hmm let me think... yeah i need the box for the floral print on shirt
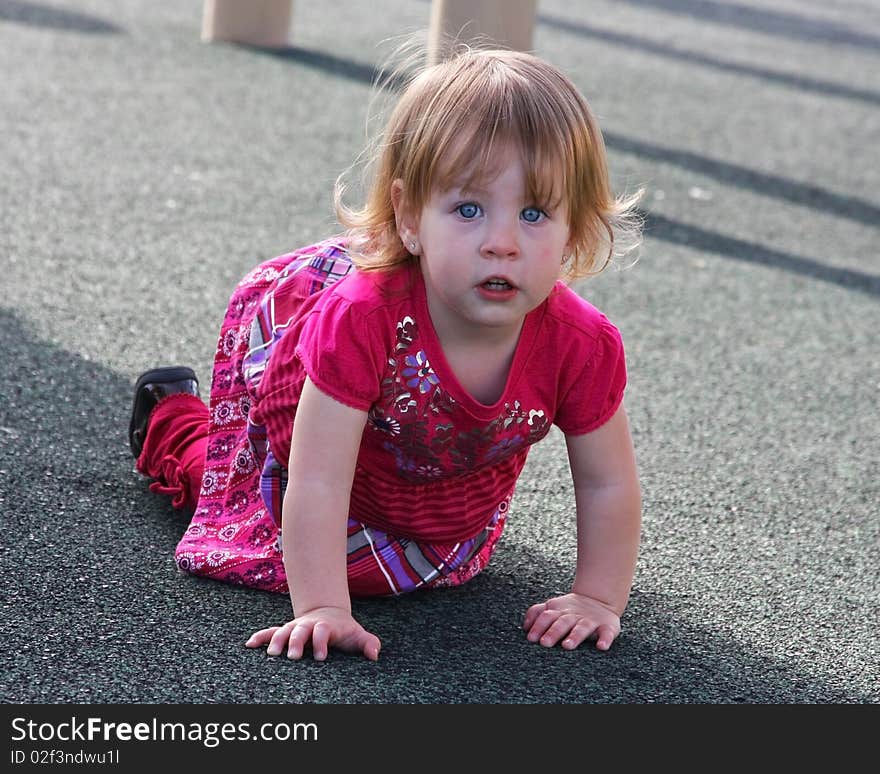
[368,316,550,481]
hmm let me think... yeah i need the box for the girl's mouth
[481,278,515,291]
[477,277,518,300]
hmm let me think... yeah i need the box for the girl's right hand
[245,606,381,661]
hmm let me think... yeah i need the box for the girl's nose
[480,219,520,259]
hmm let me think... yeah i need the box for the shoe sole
[128,366,199,455]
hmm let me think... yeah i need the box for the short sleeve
[253,270,396,468]
[554,317,627,436]
[294,294,386,412]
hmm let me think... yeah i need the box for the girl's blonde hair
[336,46,642,281]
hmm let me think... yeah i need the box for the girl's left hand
[523,593,621,651]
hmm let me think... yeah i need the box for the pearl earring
[409,241,417,252]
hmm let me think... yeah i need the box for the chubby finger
[561,621,599,650]
[245,626,280,649]
[522,602,547,630]
[310,621,332,661]
[537,614,580,648]
[593,623,619,651]
[361,632,381,662]
[267,623,297,657]
[286,623,314,660]
[525,608,562,643]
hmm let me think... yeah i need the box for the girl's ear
[391,179,419,252]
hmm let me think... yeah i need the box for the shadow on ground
[0,0,123,34]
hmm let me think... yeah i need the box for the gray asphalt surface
[1,0,877,704]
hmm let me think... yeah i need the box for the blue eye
[457,203,480,219]
[521,207,544,223]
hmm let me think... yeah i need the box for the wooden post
[427,0,538,64]
[201,0,293,48]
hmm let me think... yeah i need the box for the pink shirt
[253,260,626,543]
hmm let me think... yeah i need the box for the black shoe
[128,366,200,458]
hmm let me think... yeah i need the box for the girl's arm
[246,376,380,660]
[285,375,366,614]
[523,403,642,651]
